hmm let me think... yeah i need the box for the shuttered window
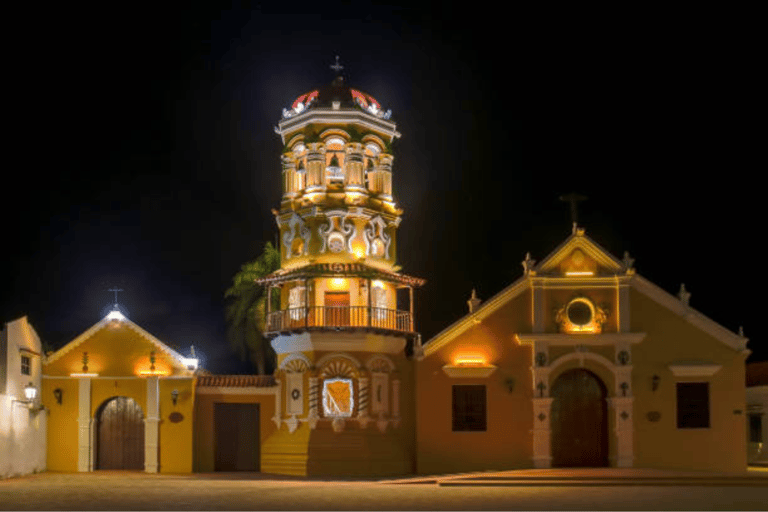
[676,382,710,429]
[452,385,486,431]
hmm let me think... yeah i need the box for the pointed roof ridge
[45,315,188,369]
[534,227,625,274]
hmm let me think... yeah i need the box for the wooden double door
[551,369,609,467]
[96,396,145,470]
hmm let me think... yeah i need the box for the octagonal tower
[258,65,424,476]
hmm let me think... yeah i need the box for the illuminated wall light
[372,280,385,289]
[328,278,347,290]
[70,373,99,378]
[181,357,198,371]
[454,355,487,366]
[138,369,171,377]
[565,271,594,276]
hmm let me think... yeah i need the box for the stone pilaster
[357,377,370,428]
[532,397,554,468]
[144,376,160,473]
[77,378,92,472]
[608,397,634,467]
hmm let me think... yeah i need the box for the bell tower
[258,60,424,476]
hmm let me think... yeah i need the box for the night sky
[4,4,763,373]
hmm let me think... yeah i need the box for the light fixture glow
[454,355,487,366]
[565,271,594,276]
[328,278,347,290]
[106,310,125,321]
[181,357,198,370]
[70,373,99,378]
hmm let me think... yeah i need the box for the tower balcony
[265,306,413,335]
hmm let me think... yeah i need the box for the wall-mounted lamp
[53,388,63,405]
[13,382,40,410]
[651,374,660,392]
[171,389,179,406]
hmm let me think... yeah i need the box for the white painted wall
[0,317,47,479]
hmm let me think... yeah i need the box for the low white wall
[0,394,47,478]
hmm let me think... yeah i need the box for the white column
[144,376,160,473]
[608,397,634,467]
[532,397,554,468]
[273,377,283,428]
[77,378,92,472]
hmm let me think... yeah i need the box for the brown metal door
[551,369,608,467]
[215,403,260,471]
[97,397,145,470]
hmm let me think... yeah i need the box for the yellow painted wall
[629,289,747,472]
[194,391,277,472]
[44,324,176,378]
[42,378,79,472]
[159,378,195,473]
[417,290,533,475]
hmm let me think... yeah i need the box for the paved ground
[1,468,767,510]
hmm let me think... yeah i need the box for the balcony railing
[265,306,413,334]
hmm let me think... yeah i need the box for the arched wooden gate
[96,396,145,470]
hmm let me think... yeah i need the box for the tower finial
[108,288,123,309]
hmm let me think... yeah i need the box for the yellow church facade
[417,228,749,474]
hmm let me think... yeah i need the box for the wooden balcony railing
[265,306,413,334]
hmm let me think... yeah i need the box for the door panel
[551,369,608,467]
[97,397,145,470]
[215,403,260,471]
[324,291,350,327]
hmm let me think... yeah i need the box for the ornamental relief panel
[364,215,392,259]
[281,213,311,258]
[319,213,356,254]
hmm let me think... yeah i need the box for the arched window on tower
[325,137,345,184]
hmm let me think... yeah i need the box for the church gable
[44,316,194,377]
[533,228,627,277]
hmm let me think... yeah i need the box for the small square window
[21,355,31,376]
[676,382,710,429]
[452,385,486,431]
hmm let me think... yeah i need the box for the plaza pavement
[1,467,767,511]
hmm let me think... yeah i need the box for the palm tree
[224,241,280,375]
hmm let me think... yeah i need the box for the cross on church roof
[330,55,344,75]
[559,192,587,231]
[108,288,123,306]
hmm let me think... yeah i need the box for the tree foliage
[224,242,280,375]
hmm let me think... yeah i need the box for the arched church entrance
[96,396,145,470]
[551,368,608,467]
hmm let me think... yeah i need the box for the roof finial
[559,192,587,231]
[330,55,344,76]
[678,283,691,306]
[467,288,482,314]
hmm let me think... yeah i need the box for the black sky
[4,3,764,372]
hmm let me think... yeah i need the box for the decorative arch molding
[549,351,617,381]
[286,134,305,150]
[361,134,386,151]
[365,355,395,373]
[279,353,311,373]
[316,353,361,378]
[282,212,310,258]
[319,128,351,143]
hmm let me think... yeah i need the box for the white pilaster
[357,376,370,428]
[532,397,554,468]
[608,397,634,467]
[77,378,92,472]
[307,376,318,429]
[144,376,160,473]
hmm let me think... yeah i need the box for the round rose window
[567,300,592,326]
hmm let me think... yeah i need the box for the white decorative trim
[441,365,498,378]
[286,415,299,433]
[77,377,92,472]
[425,277,529,356]
[280,353,312,372]
[631,275,746,351]
[315,353,362,373]
[277,110,400,145]
[282,212,310,258]
[145,376,159,473]
[364,215,392,259]
[668,363,722,377]
[318,212,355,254]
[534,231,624,274]
[45,316,192,374]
